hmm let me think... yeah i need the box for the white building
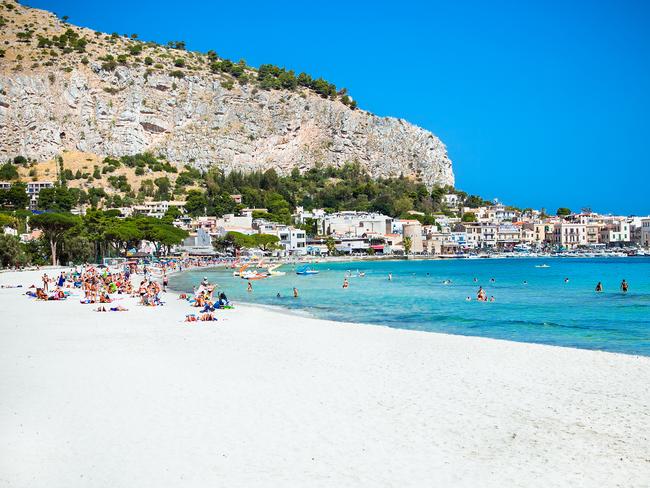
[132,200,185,219]
[24,181,54,210]
[641,218,650,248]
[552,222,587,249]
[462,223,497,248]
[318,211,392,237]
[497,224,521,249]
[599,220,630,246]
[255,221,307,255]
[442,193,460,210]
[293,207,327,224]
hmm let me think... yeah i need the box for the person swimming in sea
[473,277,478,283]
[490,277,496,283]
[564,277,569,284]
[342,278,349,289]
[620,279,628,293]
[247,281,253,292]
[293,287,299,298]
[489,296,495,302]
[465,296,471,301]
[523,280,528,285]
[388,273,392,281]
[477,286,487,301]
[595,282,603,292]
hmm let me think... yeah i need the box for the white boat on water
[268,263,286,276]
[535,264,551,268]
[296,265,319,275]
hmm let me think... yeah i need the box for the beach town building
[442,193,461,211]
[402,221,424,253]
[336,236,372,254]
[254,220,307,255]
[460,222,498,249]
[496,224,521,249]
[1,180,58,210]
[627,216,650,246]
[132,200,186,219]
[518,225,537,246]
[1,180,56,210]
[551,222,587,249]
[488,203,519,223]
[641,218,650,248]
[446,231,468,249]
[585,223,602,245]
[531,223,552,246]
[215,212,254,234]
[599,220,630,247]
[392,218,422,235]
[178,228,216,256]
[293,207,327,225]
[318,211,392,237]
[431,214,460,233]
[423,231,461,255]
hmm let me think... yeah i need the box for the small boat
[233,262,250,277]
[241,269,269,280]
[296,265,319,275]
[535,264,550,268]
[267,263,286,276]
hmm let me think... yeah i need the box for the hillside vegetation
[0,0,355,106]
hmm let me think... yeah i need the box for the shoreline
[168,263,650,359]
[1,268,649,487]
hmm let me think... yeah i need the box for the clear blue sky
[25,0,650,215]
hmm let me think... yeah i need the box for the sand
[1,268,649,487]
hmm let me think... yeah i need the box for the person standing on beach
[42,273,49,292]
[620,279,629,293]
[595,282,603,292]
[163,272,169,292]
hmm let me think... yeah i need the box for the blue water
[169,258,650,356]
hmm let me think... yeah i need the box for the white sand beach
[1,268,649,487]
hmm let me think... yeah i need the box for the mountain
[0,1,454,188]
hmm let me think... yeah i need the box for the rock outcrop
[0,1,454,188]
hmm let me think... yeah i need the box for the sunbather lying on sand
[96,305,128,312]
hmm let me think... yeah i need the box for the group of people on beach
[19,257,245,323]
[182,276,232,322]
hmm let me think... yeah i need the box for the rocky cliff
[0,1,454,188]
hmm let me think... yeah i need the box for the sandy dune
[1,268,649,487]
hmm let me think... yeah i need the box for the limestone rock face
[0,3,453,188]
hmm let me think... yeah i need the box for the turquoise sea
[169,258,650,356]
